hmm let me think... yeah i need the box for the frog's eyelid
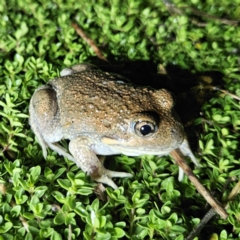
[116,80,126,84]
[60,63,98,77]
[60,68,72,77]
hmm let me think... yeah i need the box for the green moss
[1,0,240,239]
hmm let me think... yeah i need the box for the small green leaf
[99,216,107,228]
[212,114,222,121]
[40,227,54,238]
[136,208,146,215]
[44,167,55,181]
[54,213,65,225]
[91,198,99,212]
[149,160,157,171]
[10,205,21,217]
[23,212,35,220]
[77,187,94,195]
[220,230,228,240]
[34,186,48,198]
[15,190,28,205]
[184,186,195,198]
[161,177,174,192]
[209,233,218,240]
[161,205,171,215]
[53,168,66,180]
[25,232,33,240]
[86,210,100,229]
[15,22,29,40]
[74,202,89,218]
[114,227,125,238]
[51,230,63,240]
[30,195,39,206]
[66,195,76,210]
[0,222,13,233]
[65,212,76,225]
[57,179,71,190]
[52,191,65,203]
[29,166,41,184]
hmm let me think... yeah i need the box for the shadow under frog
[29,63,200,189]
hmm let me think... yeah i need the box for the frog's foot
[89,165,133,189]
[93,174,118,189]
[69,137,132,189]
[92,171,133,189]
[98,155,133,177]
[90,167,133,190]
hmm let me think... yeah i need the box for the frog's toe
[106,170,133,178]
[178,139,199,167]
[93,171,132,189]
[60,64,98,76]
[178,167,184,181]
[93,175,118,189]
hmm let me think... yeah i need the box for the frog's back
[48,69,163,139]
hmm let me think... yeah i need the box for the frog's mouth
[101,136,184,156]
[116,148,176,157]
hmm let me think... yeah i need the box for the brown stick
[163,0,239,26]
[170,149,228,219]
[186,179,240,240]
[71,23,109,63]
[215,87,240,101]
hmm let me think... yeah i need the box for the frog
[29,64,198,189]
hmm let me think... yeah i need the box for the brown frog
[29,64,198,189]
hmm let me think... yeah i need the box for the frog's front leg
[177,138,199,181]
[69,137,132,189]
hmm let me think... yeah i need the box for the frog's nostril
[170,128,184,145]
[171,128,177,134]
[170,128,181,137]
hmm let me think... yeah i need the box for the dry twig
[216,87,240,101]
[71,23,109,63]
[185,180,240,240]
[185,208,217,240]
[193,84,240,102]
[163,0,239,26]
[170,149,228,219]
[68,224,72,240]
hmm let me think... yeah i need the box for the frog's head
[101,89,185,156]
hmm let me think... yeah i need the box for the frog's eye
[134,121,156,137]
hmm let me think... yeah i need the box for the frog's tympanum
[29,64,198,189]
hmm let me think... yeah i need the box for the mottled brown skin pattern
[29,64,197,189]
[49,70,184,151]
